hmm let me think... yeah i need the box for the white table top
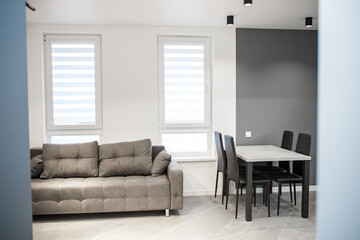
[235,145,311,162]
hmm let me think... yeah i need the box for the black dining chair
[214,131,228,204]
[254,130,293,172]
[263,133,311,215]
[254,130,294,201]
[224,135,271,219]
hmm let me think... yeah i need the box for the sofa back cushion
[151,150,171,177]
[99,139,152,177]
[40,141,99,179]
[30,154,43,179]
[152,145,165,161]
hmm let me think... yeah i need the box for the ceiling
[25,0,318,30]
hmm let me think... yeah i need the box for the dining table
[235,145,311,221]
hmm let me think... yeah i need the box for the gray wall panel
[236,28,317,184]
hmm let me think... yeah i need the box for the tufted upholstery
[30,144,183,215]
[41,141,99,179]
[31,175,171,215]
[99,139,152,177]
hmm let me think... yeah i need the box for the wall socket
[245,131,252,138]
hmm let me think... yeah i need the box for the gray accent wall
[236,28,317,184]
[0,0,32,239]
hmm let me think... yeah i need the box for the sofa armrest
[167,159,183,210]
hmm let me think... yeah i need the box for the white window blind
[163,44,205,125]
[158,36,212,157]
[44,35,102,130]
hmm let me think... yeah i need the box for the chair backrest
[279,130,294,172]
[224,135,239,183]
[293,133,312,176]
[214,131,227,173]
[281,130,294,151]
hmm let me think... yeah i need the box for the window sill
[174,157,217,163]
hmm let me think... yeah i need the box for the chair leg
[280,184,282,196]
[264,185,267,207]
[222,173,227,205]
[240,185,243,196]
[215,170,219,198]
[267,183,270,217]
[235,183,239,219]
[253,186,256,207]
[294,183,297,206]
[225,179,230,210]
[277,183,281,216]
[289,183,293,203]
[263,185,265,205]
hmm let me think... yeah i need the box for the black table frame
[241,160,310,221]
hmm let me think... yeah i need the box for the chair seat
[239,166,246,173]
[254,165,286,173]
[264,171,302,182]
[239,172,271,184]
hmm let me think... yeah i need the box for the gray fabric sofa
[30,140,183,216]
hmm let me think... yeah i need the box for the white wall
[26,24,236,196]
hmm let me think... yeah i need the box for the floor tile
[278,228,316,240]
[96,225,158,240]
[32,192,317,240]
[33,230,70,240]
[170,215,229,239]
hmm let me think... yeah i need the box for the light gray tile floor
[33,191,316,240]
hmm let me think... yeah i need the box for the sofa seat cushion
[99,139,152,177]
[31,175,170,215]
[41,141,99,179]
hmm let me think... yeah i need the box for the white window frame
[44,34,102,131]
[158,36,212,158]
[48,133,101,144]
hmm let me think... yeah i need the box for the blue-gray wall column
[0,0,32,239]
[317,0,360,239]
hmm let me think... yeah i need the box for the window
[158,36,212,157]
[44,34,102,142]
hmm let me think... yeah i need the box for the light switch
[245,131,252,138]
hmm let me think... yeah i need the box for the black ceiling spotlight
[227,15,234,26]
[244,0,253,7]
[305,17,313,28]
[26,1,36,11]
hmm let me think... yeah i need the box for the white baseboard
[184,185,317,197]
[184,190,216,197]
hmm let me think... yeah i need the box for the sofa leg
[165,209,170,217]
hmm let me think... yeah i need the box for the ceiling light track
[26,2,36,11]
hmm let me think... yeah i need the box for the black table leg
[301,160,310,218]
[246,162,253,221]
[267,162,273,193]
